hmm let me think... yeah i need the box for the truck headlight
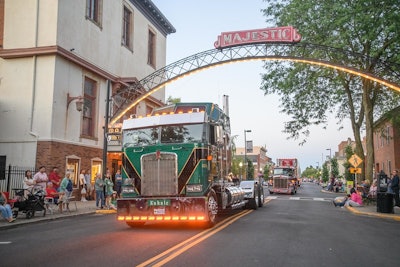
[186,184,203,192]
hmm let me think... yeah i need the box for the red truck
[269,158,300,195]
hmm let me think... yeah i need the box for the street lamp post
[244,129,251,180]
[326,148,332,159]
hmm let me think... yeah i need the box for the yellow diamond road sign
[349,154,363,168]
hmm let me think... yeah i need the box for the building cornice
[130,0,176,36]
[0,45,119,81]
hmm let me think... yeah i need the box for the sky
[151,0,355,172]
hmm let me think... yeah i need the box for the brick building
[236,146,272,178]
[373,107,400,176]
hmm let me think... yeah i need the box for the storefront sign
[214,26,301,49]
[107,124,122,144]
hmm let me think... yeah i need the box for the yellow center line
[136,209,253,267]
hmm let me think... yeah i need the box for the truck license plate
[154,208,165,215]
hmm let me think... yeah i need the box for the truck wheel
[248,198,258,210]
[258,187,264,207]
[205,190,218,227]
[248,187,258,210]
[126,222,145,228]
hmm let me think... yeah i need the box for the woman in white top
[23,170,35,197]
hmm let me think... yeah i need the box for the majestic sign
[214,26,301,49]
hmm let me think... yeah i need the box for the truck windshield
[273,168,293,176]
[123,124,204,147]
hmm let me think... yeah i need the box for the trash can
[376,192,394,213]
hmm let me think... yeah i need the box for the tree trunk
[363,79,375,183]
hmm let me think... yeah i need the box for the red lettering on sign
[214,26,301,49]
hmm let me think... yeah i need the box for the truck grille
[141,152,178,196]
[273,177,288,188]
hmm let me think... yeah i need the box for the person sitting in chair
[45,182,59,205]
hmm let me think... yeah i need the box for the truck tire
[205,190,218,227]
[250,197,258,210]
[248,187,258,210]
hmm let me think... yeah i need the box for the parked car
[240,180,264,209]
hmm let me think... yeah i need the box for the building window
[82,77,97,137]
[122,6,132,49]
[86,0,102,26]
[148,29,156,67]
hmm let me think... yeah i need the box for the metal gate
[0,165,35,197]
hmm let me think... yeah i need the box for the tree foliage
[322,162,329,182]
[331,157,339,178]
[166,96,181,105]
[343,145,354,181]
[301,165,320,179]
[261,0,400,181]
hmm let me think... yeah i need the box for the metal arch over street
[110,42,400,125]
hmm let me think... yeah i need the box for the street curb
[346,206,400,222]
[0,211,97,230]
[321,189,346,194]
[95,209,116,214]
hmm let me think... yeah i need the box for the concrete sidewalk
[346,204,400,221]
[0,199,116,230]
[322,188,400,222]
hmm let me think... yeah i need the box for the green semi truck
[116,97,262,228]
